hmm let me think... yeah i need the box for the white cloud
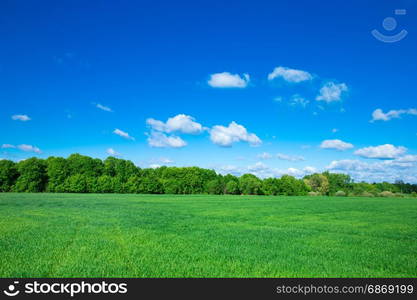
[17,144,42,153]
[277,153,305,161]
[1,144,41,153]
[106,148,120,156]
[147,114,203,134]
[303,166,318,174]
[12,114,31,121]
[113,128,135,140]
[354,144,407,159]
[326,158,417,183]
[1,144,16,149]
[258,152,273,159]
[247,162,269,172]
[208,72,250,88]
[216,165,242,176]
[267,66,312,83]
[396,155,417,163]
[96,104,113,112]
[149,164,162,169]
[147,132,187,148]
[332,128,339,133]
[371,108,417,122]
[316,82,348,102]
[210,121,261,147]
[320,139,354,151]
[290,94,309,107]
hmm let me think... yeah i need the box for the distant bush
[394,193,406,198]
[308,191,320,196]
[411,192,417,198]
[379,191,395,197]
[361,191,375,197]
[335,190,346,197]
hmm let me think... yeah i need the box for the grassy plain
[0,193,416,277]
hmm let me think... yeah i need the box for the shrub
[308,191,320,196]
[361,191,375,197]
[411,192,417,198]
[335,190,346,197]
[379,191,395,197]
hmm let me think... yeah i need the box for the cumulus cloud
[216,162,320,179]
[326,158,417,183]
[147,132,187,148]
[316,82,348,102]
[12,114,31,121]
[320,139,354,151]
[106,148,120,156]
[354,144,407,159]
[210,121,261,147]
[267,66,313,83]
[113,128,135,140]
[276,153,305,162]
[96,103,113,112]
[208,72,250,88]
[371,108,417,122]
[147,114,203,134]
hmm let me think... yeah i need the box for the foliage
[335,190,346,197]
[1,154,417,196]
[0,160,19,192]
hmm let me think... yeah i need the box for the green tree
[206,179,224,195]
[239,174,263,195]
[322,171,351,195]
[64,174,89,193]
[262,178,280,196]
[14,158,47,192]
[0,160,19,192]
[280,175,309,196]
[96,175,115,193]
[46,157,68,192]
[225,180,239,195]
[304,173,329,195]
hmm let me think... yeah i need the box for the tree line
[0,154,417,197]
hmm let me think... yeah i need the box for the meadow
[0,193,416,278]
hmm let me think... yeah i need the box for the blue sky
[1,0,417,182]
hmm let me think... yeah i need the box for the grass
[0,193,416,278]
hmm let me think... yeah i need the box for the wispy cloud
[11,114,31,122]
[106,148,120,156]
[113,128,135,140]
[371,108,417,122]
[96,103,113,112]
[276,153,305,161]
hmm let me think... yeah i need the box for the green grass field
[0,193,416,278]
